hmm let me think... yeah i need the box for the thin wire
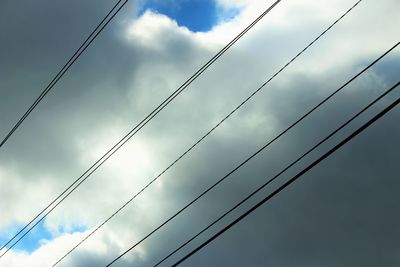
[172,82,400,266]
[105,35,399,267]
[0,0,282,258]
[0,0,128,253]
[52,1,365,265]
[0,0,127,149]
[155,80,400,266]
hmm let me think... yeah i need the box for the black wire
[105,39,400,267]
[172,82,400,267]
[155,80,400,267]
[52,1,365,265]
[0,0,282,258]
[0,0,127,149]
[0,0,128,253]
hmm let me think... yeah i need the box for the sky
[141,0,220,32]
[0,0,399,266]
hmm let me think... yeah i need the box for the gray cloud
[0,0,399,266]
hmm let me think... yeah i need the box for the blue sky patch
[57,224,87,235]
[142,0,221,32]
[0,222,88,253]
[0,221,52,253]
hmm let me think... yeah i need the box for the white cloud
[1,228,145,267]
[0,0,399,266]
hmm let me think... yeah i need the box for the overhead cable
[156,80,400,266]
[0,0,282,258]
[105,44,397,265]
[106,37,400,267]
[0,0,128,149]
[52,1,366,265]
[172,81,400,266]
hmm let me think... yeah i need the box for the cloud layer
[0,0,399,266]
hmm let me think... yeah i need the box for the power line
[105,42,399,267]
[52,1,365,265]
[0,0,128,149]
[172,82,400,266]
[0,0,282,258]
[154,80,400,267]
[105,44,396,264]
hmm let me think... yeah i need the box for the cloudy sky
[0,0,399,266]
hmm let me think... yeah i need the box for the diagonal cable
[0,0,282,258]
[105,42,396,265]
[0,0,127,149]
[155,80,400,266]
[52,1,366,265]
[172,81,400,266]
[0,0,128,252]
[106,25,400,267]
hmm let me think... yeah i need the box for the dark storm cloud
[0,0,139,174]
[1,0,399,266]
[0,0,209,179]
[181,107,400,267]
[100,58,400,267]
[54,32,400,267]
[0,0,123,127]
